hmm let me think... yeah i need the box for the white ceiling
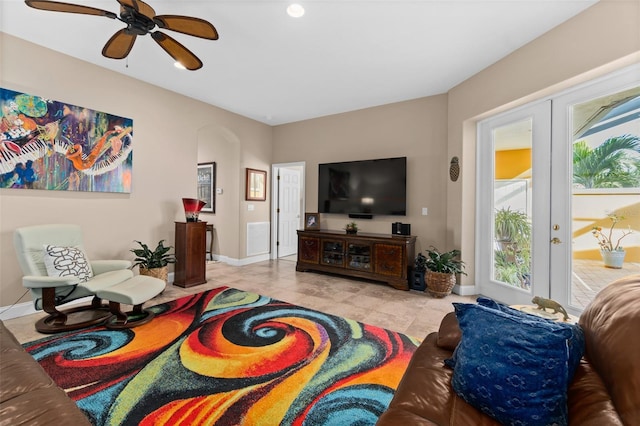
[1,0,598,125]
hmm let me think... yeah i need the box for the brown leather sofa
[0,320,91,425]
[377,275,640,426]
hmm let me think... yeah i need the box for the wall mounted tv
[318,157,407,218]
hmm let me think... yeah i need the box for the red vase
[182,198,207,222]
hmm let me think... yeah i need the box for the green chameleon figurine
[531,296,569,320]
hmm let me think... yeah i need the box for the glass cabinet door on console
[321,240,345,267]
[347,243,371,271]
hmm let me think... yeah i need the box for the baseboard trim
[453,283,478,296]
[211,254,270,266]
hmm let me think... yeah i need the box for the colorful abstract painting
[24,287,419,425]
[0,88,133,192]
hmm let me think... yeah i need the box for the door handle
[550,237,562,244]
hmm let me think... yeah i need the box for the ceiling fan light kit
[24,0,218,71]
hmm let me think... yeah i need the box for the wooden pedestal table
[174,221,207,288]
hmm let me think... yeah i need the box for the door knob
[550,237,562,244]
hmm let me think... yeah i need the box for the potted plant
[345,222,358,234]
[423,246,466,298]
[592,214,633,268]
[494,207,532,288]
[494,207,531,252]
[131,240,176,283]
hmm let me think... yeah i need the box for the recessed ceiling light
[174,62,186,70]
[287,4,305,18]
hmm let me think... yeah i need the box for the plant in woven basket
[415,253,428,272]
[423,246,466,298]
[131,240,176,283]
[424,246,466,275]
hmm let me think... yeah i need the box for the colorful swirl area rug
[24,287,420,425]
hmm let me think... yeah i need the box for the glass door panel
[551,77,640,312]
[493,119,533,290]
[477,101,551,305]
[321,240,344,266]
[347,243,371,271]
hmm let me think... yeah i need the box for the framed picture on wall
[0,87,134,193]
[197,162,216,213]
[246,168,267,201]
[304,213,320,230]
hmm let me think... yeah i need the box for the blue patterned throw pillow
[450,299,584,426]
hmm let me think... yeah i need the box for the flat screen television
[318,157,406,217]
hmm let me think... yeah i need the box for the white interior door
[477,101,552,305]
[272,163,305,258]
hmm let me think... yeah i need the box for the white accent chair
[14,224,134,333]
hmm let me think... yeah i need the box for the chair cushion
[448,298,584,426]
[43,245,93,283]
[96,275,165,305]
[79,269,134,293]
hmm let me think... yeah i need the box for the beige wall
[273,96,449,254]
[272,0,640,291]
[0,33,273,308]
[447,0,640,286]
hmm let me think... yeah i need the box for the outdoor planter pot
[600,249,625,269]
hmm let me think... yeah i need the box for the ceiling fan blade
[151,31,203,71]
[154,15,219,40]
[116,0,155,19]
[102,29,137,59]
[25,0,117,19]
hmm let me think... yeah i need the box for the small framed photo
[305,213,320,230]
[197,162,216,213]
[246,168,267,201]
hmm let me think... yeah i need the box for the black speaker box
[410,270,426,291]
[392,222,411,235]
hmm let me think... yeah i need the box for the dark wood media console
[296,229,416,290]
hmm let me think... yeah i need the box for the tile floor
[4,258,477,344]
[572,258,640,309]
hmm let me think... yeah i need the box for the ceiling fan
[24,0,219,70]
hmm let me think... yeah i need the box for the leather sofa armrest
[91,260,133,275]
[381,332,500,426]
[568,360,624,426]
[22,275,80,288]
[436,312,461,351]
[377,407,439,425]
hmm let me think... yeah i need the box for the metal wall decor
[449,156,460,182]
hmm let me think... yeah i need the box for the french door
[550,67,639,310]
[477,101,551,306]
[477,64,640,314]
